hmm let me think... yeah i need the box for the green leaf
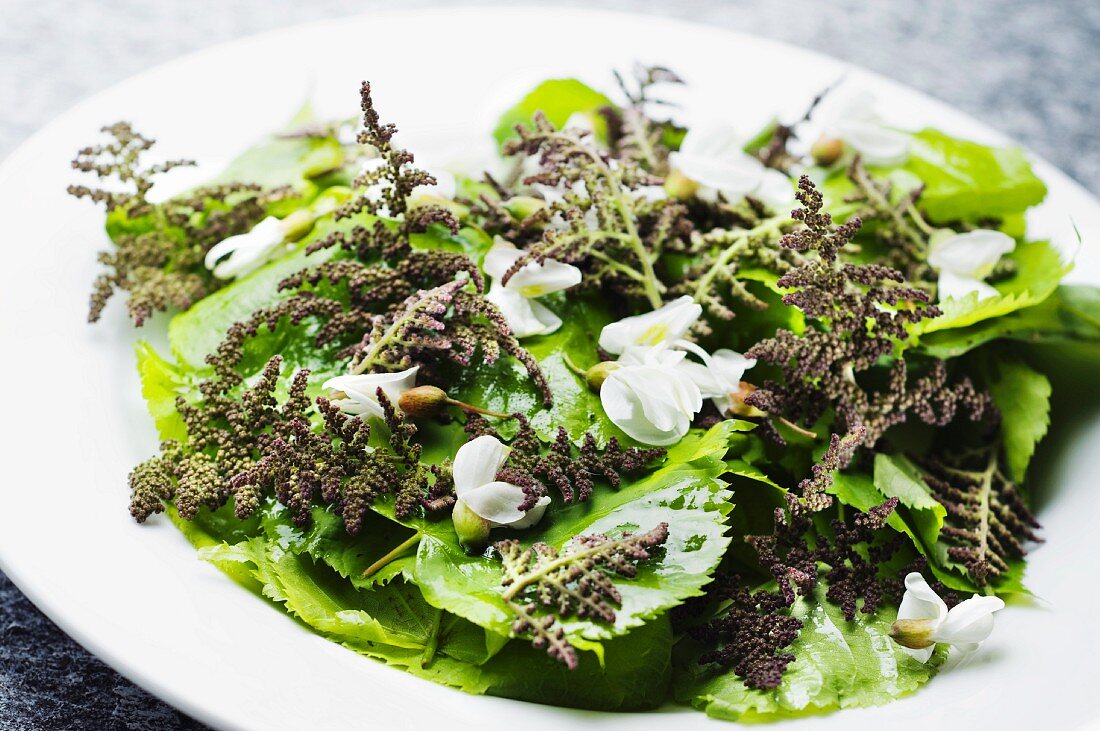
[902,128,1047,222]
[492,79,614,150]
[673,585,944,721]
[403,613,673,711]
[194,515,671,710]
[405,422,737,643]
[907,240,1067,342]
[201,538,442,650]
[260,503,420,588]
[134,341,188,442]
[828,459,977,591]
[918,284,1100,358]
[211,102,350,199]
[988,356,1052,482]
[872,454,946,552]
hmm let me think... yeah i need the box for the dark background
[1,1,1097,728]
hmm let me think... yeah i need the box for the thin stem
[447,398,512,419]
[777,417,818,440]
[362,532,422,577]
[561,353,588,377]
[692,218,787,303]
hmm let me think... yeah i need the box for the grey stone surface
[0,1,1097,728]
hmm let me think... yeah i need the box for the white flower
[598,295,703,354]
[482,239,582,338]
[672,340,757,414]
[812,89,911,167]
[601,346,703,446]
[891,572,1005,663]
[451,435,551,547]
[927,229,1016,302]
[204,216,296,280]
[669,120,794,209]
[322,367,419,419]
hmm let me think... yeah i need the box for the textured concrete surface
[1,1,1098,728]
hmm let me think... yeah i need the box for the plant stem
[362,532,422,577]
[561,353,588,377]
[447,398,512,419]
[692,218,787,304]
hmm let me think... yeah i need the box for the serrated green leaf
[918,284,1100,358]
[404,422,737,643]
[673,584,944,721]
[907,240,1067,343]
[872,453,946,552]
[988,357,1052,482]
[902,128,1047,222]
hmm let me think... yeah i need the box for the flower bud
[503,195,547,220]
[280,209,317,243]
[664,169,699,200]
[585,361,621,392]
[810,136,845,167]
[889,618,937,650]
[398,385,449,418]
[452,499,492,552]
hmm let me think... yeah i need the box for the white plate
[1,7,1098,730]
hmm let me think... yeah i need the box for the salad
[68,66,1100,721]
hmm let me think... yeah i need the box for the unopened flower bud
[664,169,699,200]
[281,209,317,242]
[397,385,449,418]
[452,499,492,552]
[503,195,547,220]
[810,136,845,167]
[585,361,621,392]
[889,618,937,650]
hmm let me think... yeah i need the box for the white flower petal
[601,364,700,446]
[754,168,797,210]
[928,230,1016,278]
[525,299,563,335]
[933,595,1005,646]
[671,151,766,200]
[322,367,419,418]
[897,572,949,625]
[452,435,510,496]
[598,295,703,354]
[835,120,911,167]
[901,645,937,663]
[563,112,596,134]
[506,258,583,297]
[711,349,757,387]
[486,287,555,338]
[482,240,524,280]
[678,120,744,158]
[205,216,287,280]
[459,481,528,526]
[937,270,1000,302]
[510,495,552,529]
